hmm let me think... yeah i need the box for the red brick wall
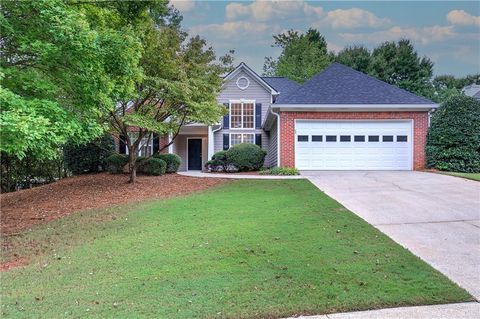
[159,135,169,153]
[279,111,429,170]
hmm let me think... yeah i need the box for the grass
[440,172,480,182]
[1,180,471,318]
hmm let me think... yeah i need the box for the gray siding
[265,118,278,167]
[214,70,272,162]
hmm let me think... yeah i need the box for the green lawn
[440,172,480,182]
[1,180,471,318]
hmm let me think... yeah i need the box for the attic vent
[236,76,250,90]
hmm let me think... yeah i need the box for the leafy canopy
[0,0,141,159]
[263,29,331,83]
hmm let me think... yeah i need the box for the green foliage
[205,151,228,171]
[105,154,128,174]
[426,95,480,172]
[335,45,371,74]
[369,39,434,99]
[64,135,115,175]
[1,151,65,193]
[138,158,167,176]
[263,29,331,83]
[226,143,266,171]
[259,167,299,176]
[0,0,142,159]
[153,153,181,173]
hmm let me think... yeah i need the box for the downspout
[270,107,281,167]
[209,124,222,159]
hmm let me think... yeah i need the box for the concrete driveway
[302,171,480,300]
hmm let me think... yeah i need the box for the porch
[170,124,220,171]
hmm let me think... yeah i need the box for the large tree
[98,2,229,183]
[0,0,141,159]
[263,29,331,83]
[369,39,434,99]
[335,45,371,74]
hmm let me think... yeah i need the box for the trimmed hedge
[259,167,299,175]
[138,158,167,176]
[226,143,266,171]
[64,135,115,174]
[426,95,480,172]
[153,153,181,173]
[105,154,128,174]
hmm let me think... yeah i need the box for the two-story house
[117,62,437,171]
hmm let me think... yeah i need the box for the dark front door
[188,139,202,170]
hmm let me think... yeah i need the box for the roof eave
[223,62,279,95]
[272,103,438,112]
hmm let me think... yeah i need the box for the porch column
[168,133,173,154]
[207,125,214,160]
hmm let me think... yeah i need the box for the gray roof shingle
[276,62,434,104]
[261,77,301,97]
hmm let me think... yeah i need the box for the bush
[225,143,266,171]
[138,158,166,176]
[153,153,181,173]
[105,154,128,174]
[64,135,115,174]
[426,95,480,172]
[259,167,299,175]
[205,151,231,172]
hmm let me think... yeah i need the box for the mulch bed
[1,173,225,236]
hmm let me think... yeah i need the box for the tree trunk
[128,149,137,183]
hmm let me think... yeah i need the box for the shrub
[225,143,266,171]
[153,153,181,173]
[205,151,231,172]
[105,154,128,174]
[259,167,299,175]
[138,158,166,176]
[64,135,115,174]
[426,95,480,172]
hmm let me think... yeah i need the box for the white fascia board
[274,104,438,111]
[223,63,279,95]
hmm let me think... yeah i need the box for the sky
[170,0,480,77]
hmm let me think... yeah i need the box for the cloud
[189,21,281,43]
[447,10,480,26]
[340,25,458,45]
[225,0,324,22]
[321,8,391,29]
[170,0,195,12]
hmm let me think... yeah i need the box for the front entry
[187,138,202,170]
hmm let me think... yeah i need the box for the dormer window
[230,100,254,129]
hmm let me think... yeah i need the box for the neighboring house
[462,84,480,100]
[116,62,437,171]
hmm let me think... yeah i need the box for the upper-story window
[230,100,254,129]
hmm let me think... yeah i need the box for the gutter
[270,107,281,167]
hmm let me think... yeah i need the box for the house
[117,62,437,171]
[462,84,480,100]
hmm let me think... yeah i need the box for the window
[354,135,365,142]
[397,135,408,142]
[297,135,309,142]
[127,133,153,156]
[326,135,337,142]
[230,133,254,146]
[340,135,351,142]
[312,135,323,142]
[230,101,254,129]
[383,135,394,142]
[368,135,379,142]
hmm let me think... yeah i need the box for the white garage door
[295,120,413,170]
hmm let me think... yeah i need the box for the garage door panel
[295,120,412,170]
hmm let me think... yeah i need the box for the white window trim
[229,99,256,130]
[126,133,154,157]
[229,133,255,147]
